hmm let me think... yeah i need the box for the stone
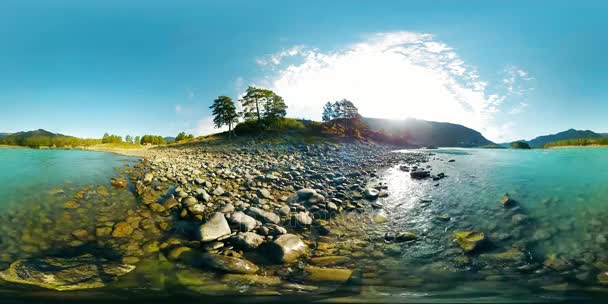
[64,200,80,209]
[199,253,259,274]
[219,203,235,213]
[303,266,353,283]
[212,186,225,196]
[188,204,206,215]
[395,232,418,242]
[597,272,608,285]
[229,211,257,232]
[410,171,431,179]
[71,229,89,241]
[453,231,485,253]
[247,207,280,224]
[96,227,113,238]
[363,188,379,200]
[112,222,134,238]
[96,186,110,197]
[110,177,128,189]
[197,212,231,242]
[309,256,350,266]
[182,196,198,206]
[231,232,264,250]
[278,205,291,216]
[257,188,273,200]
[268,234,309,264]
[163,198,179,209]
[296,188,316,200]
[143,173,154,185]
[220,274,281,286]
[292,212,313,227]
[0,254,135,291]
[480,248,526,264]
[500,194,516,207]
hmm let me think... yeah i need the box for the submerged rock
[303,266,353,283]
[199,253,259,274]
[500,194,516,207]
[453,231,486,253]
[268,234,308,264]
[0,254,135,291]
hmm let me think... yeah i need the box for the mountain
[0,132,11,139]
[164,137,176,143]
[363,118,494,147]
[525,129,604,148]
[4,129,61,138]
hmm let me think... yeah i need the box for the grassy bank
[544,138,608,148]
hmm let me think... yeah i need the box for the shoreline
[0,144,155,157]
[546,144,608,149]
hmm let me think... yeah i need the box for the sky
[1,0,608,142]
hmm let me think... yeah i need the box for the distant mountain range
[1,129,65,140]
[363,117,494,147]
[164,137,176,143]
[512,129,606,148]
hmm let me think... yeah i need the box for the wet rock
[410,171,431,179]
[480,247,526,264]
[268,234,309,264]
[96,186,110,197]
[229,211,257,232]
[199,253,259,274]
[64,200,80,209]
[453,231,486,253]
[112,222,134,238]
[221,274,282,286]
[500,194,516,207]
[110,177,128,189]
[197,212,231,242]
[230,232,264,250]
[395,232,418,242]
[597,272,608,285]
[543,254,573,271]
[247,207,280,224]
[163,198,180,209]
[309,256,350,266]
[363,188,379,200]
[71,229,89,241]
[303,266,353,283]
[0,254,135,291]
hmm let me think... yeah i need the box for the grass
[544,138,608,148]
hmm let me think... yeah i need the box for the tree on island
[175,131,194,142]
[239,86,287,129]
[210,95,240,138]
[321,99,363,138]
[511,141,531,149]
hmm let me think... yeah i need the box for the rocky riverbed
[3,143,608,301]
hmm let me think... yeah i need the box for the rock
[597,272,608,285]
[219,203,235,213]
[257,188,273,200]
[292,212,313,227]
[268,234,309,264]
[199,253,259,274]
[278,205,291,216]
[0,254,135,291]
[143,173,154,185]
[221,274,281,286]
[167,246,192,261]
[96,186,110,197]
[96,227,113,238]
[197,212,231,242]
[71,229,89,241]
[453,231,486,253]
[163,198,179,209]
[212,186,225,196]
[480,248,526,264]
[296,188,316,200]
[363,188,379,200]
[543,254,573,271]
[188,204,206,215]
[309,256,350,266]
[112,222,134,238]
[395,232,418,242]
[303,266,353,283]
[500,194,516,207]
[410,171,431,179]
[110,177,128,189]
[247,207,280,224]
[64,200,80,209]
[182,196,198,206]
[231,232,264,250]
[229,211,257,232]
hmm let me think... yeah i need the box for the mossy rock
[0,254,135,291]
[453,231,486,253]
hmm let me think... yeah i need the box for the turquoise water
[0,148,138,210]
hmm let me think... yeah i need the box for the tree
[125,135,133,144]
[175,132,186,142]
[210,95,240,137]
[134,136,140,145]
[322,102,335,122]
[102,133,122,144]
[239,87,287,127]
[140,135,166,145]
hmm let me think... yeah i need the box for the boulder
[229,211,257,232]
[197,213,231,242]
[0,254,135,291]
[247,207,280,224]
[199,253,258,274]
[453,231,486,253]
[363,188,379,200]
[410,171,431,179]
[231,232,264,250]
[303,266,353,283]
[268,234,308,264]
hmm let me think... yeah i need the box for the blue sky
[1,0,607,141]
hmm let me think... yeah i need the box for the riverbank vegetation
[511,141,532,149]
[544,137,608,148]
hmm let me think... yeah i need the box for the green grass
[544,138,608,148]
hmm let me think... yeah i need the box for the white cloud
[175,104,183,113]
[191,116,227,136]
[255,32,534,141]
